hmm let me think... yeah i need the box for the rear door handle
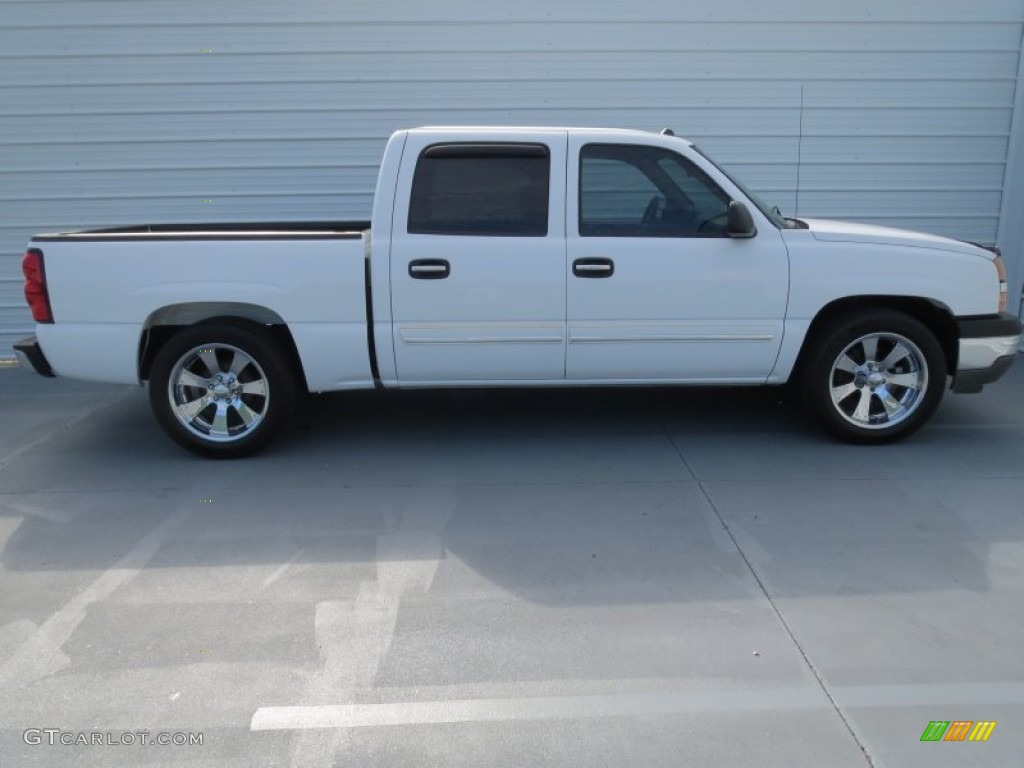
[573,257,614,278]
[408,259,450,279]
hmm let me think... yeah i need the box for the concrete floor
[0,360,1022,767]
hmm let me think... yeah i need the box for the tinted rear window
[408,144,550,236]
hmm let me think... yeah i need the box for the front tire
[801,310,947,443]
[148,321,296,457]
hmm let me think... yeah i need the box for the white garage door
[2,0,1022,357]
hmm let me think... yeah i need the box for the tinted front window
[579,144,731,237]
[579,157,661,227]
[408,144,550,236]
[691,144,788,229]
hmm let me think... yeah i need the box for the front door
[566,139,789,382]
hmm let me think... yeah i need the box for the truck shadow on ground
[2,378,1021,609]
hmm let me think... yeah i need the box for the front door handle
[409,259,450,279]
[573,257,614,278]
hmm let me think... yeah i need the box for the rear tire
[148,321,296,457]
[800,309,947,443]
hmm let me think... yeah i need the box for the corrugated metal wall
[2,0,1022,357]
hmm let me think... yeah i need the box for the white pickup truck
[15,126,1021,457]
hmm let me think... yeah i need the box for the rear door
[389,131,568,384]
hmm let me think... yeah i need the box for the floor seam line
[699,482,877,766]
[659,422,876,767]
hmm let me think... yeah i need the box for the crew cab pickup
[15,126,1021,457]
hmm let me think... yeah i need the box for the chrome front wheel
[828,332,928,430]
[802,309,946,443]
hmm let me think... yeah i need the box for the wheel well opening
[138,315,309,393]
[794,296,958,380]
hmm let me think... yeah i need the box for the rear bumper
[12,335,55,377]
[952,313,1021,393]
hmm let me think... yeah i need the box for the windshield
[691,145,794,229]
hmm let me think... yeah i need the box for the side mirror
[726,201,757,239]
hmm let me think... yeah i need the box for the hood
[800,218,994,260]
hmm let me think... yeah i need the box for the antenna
[796,85,805,217]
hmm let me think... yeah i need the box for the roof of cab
[406,126,693,145]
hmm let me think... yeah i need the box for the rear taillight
[22,248,53,323]
[993,256,1008,313]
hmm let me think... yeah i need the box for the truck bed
[29,225,374,392]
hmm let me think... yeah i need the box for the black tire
[800,309,947,444]
[148,320,296,457]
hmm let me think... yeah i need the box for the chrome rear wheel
[149,321,295,457]
[168,343,270,442]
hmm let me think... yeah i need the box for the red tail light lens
[22,248,53,323]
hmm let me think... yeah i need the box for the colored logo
[920,721,996,742]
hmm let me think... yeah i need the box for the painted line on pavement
[252,681,1024,732]
[253,687,828,731]
[0,499,191,689]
